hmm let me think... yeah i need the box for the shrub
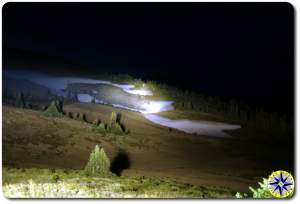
[51,174,60,183]
[94,123,107,135]
[84,145,111,176]
[116,112,122,124]
[110,123,124,135]
[235,177,293,199]
[67,112,73,119]
[132,79,144,89]
[109,112,117,129]
[91,96,96,104]
[79,113,87,122]
[43,100,64,117]
[235,192,248,199]
[92,112,128,136]
[93,119,100,126]
[248,178,273,198]
[74,112,80,119]
[107,112,128,135]
[16,92,26,108]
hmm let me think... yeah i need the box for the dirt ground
[2,103,293,192]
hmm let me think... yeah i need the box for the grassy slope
[2,168,233,198]
[3,104,292,197]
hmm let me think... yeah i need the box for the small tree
[111,123,123,135]
[235,178,294,198]
[109,112,117,128]
[16,92,26,108]
[84,145,110,176]
[248,178,274,198]
[43,100,63,117]
[95,123,107,135]
[55,98,64,113]
[116,112,122,124]
[67,112,73,119]
[91,95,96,104]
[93,119,100,126]
[108,111,127,134]
[74,112,80,119]
[79,113,87,122]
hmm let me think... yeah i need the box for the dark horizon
[2,2,295,114]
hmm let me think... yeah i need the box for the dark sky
[2,2,295,113]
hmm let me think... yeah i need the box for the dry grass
[3,104,292,192]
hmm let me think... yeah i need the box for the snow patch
[77,94,93,103]
[143,114,241,138]
[5,69,240,138]
[140,101,174,114]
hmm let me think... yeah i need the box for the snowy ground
[4,70,153,96]
[5,69,240,137]
[144,114,240,138]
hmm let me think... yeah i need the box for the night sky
[3,2,294,114]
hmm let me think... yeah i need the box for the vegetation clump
[67,112,73,119]
[16,92,26,108]
[43,100,64,117]
[107,112,127,134]
[93,119,100,126]
[93,123,107,135]
[97,73,292,137]
[84,145,111,176]
[93,112,129,136]
[74,112,80,119]
[235,177,293,199]
[109,111,118,128]
[66,111,87,122]
[3,167,234,198]
[78,112,87,122]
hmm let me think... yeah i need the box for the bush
[43,100,64,117]
[110,123,123,135]
[67,112,73,119]
[94,123,107,135]
[235,178,293,199]
[107,112,128,135]
[16,92,26,108]
[84,145,111,176]
[51,174,60,183]
[79,113,87,122]
[248,178,273,198]
[74,112,80,119]
[93,119,100,126]
[92,112,129,136]
[109,112,117,129]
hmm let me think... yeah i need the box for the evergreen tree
[95,123,106,135]
[67,112,73,119]
[109,111,117,128]
[16,92,26,108]
[111,123,123,135]
[84,145,110,176]
[43,100,63,117]
[79,113,87,122]
[74,112,80,119]
[93,119,100,126]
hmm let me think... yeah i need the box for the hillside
[3,167,233,198]
[3,103,291,197]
